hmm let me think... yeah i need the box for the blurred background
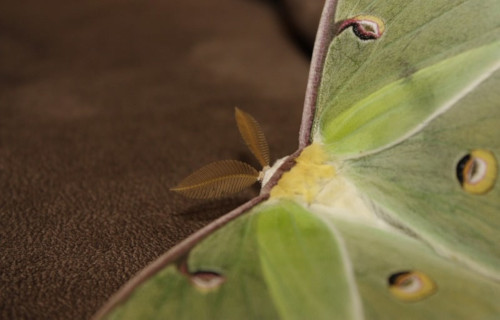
[0,0,323,318]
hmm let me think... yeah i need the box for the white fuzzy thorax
[260,156,288,191]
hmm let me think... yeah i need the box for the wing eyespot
[338,15,385,40]
[190,271,226,292]
[388,271,436,301]
[456,149,497,194]
[178,259,225,292]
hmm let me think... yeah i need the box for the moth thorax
[260,158,287,192]
[269,143,336,203]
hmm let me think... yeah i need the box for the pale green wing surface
[256,200,361,320]
[322,42,499,156]
[100,200,360,320]
[343,66,500,278]
[314,0,500,157]
[102,207,278,320]
[328,217,500,319]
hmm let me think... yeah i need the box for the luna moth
[94,0,500,319]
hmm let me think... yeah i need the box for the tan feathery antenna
[170,160,259,199]
[171,108,271,199]
[235,107,270,168]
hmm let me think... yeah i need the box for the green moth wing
[96,200,500,320]
[95,200,362,320]
[329,217,500,320]
[94,0,500,318]
[343,72,500,279]
[312,0,500,157]
[308,0,500,279]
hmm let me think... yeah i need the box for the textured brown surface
[0,0,321,319]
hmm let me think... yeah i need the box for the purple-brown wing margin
[92,150,300,319]
[299,0,338,148]
[93,0,339,318]
[92,195,266,320]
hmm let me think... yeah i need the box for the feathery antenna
[235,107,270,168]
[170,160,259,199]
[170,108,271,199]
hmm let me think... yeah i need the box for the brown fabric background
[0,0,322,319]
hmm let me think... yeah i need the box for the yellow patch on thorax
[270,143,382,226]
[270,143,335,203]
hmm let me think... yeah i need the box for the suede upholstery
[0,0,322,318]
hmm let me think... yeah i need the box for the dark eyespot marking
[177,258,225,292]
[338,15,385,40]
[388,270,436,301]
[456,149,497,194]
[190,271,225,292]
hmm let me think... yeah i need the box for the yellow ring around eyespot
[389,271,436,302]
[462,149,497,195]
[354,15,386,34]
